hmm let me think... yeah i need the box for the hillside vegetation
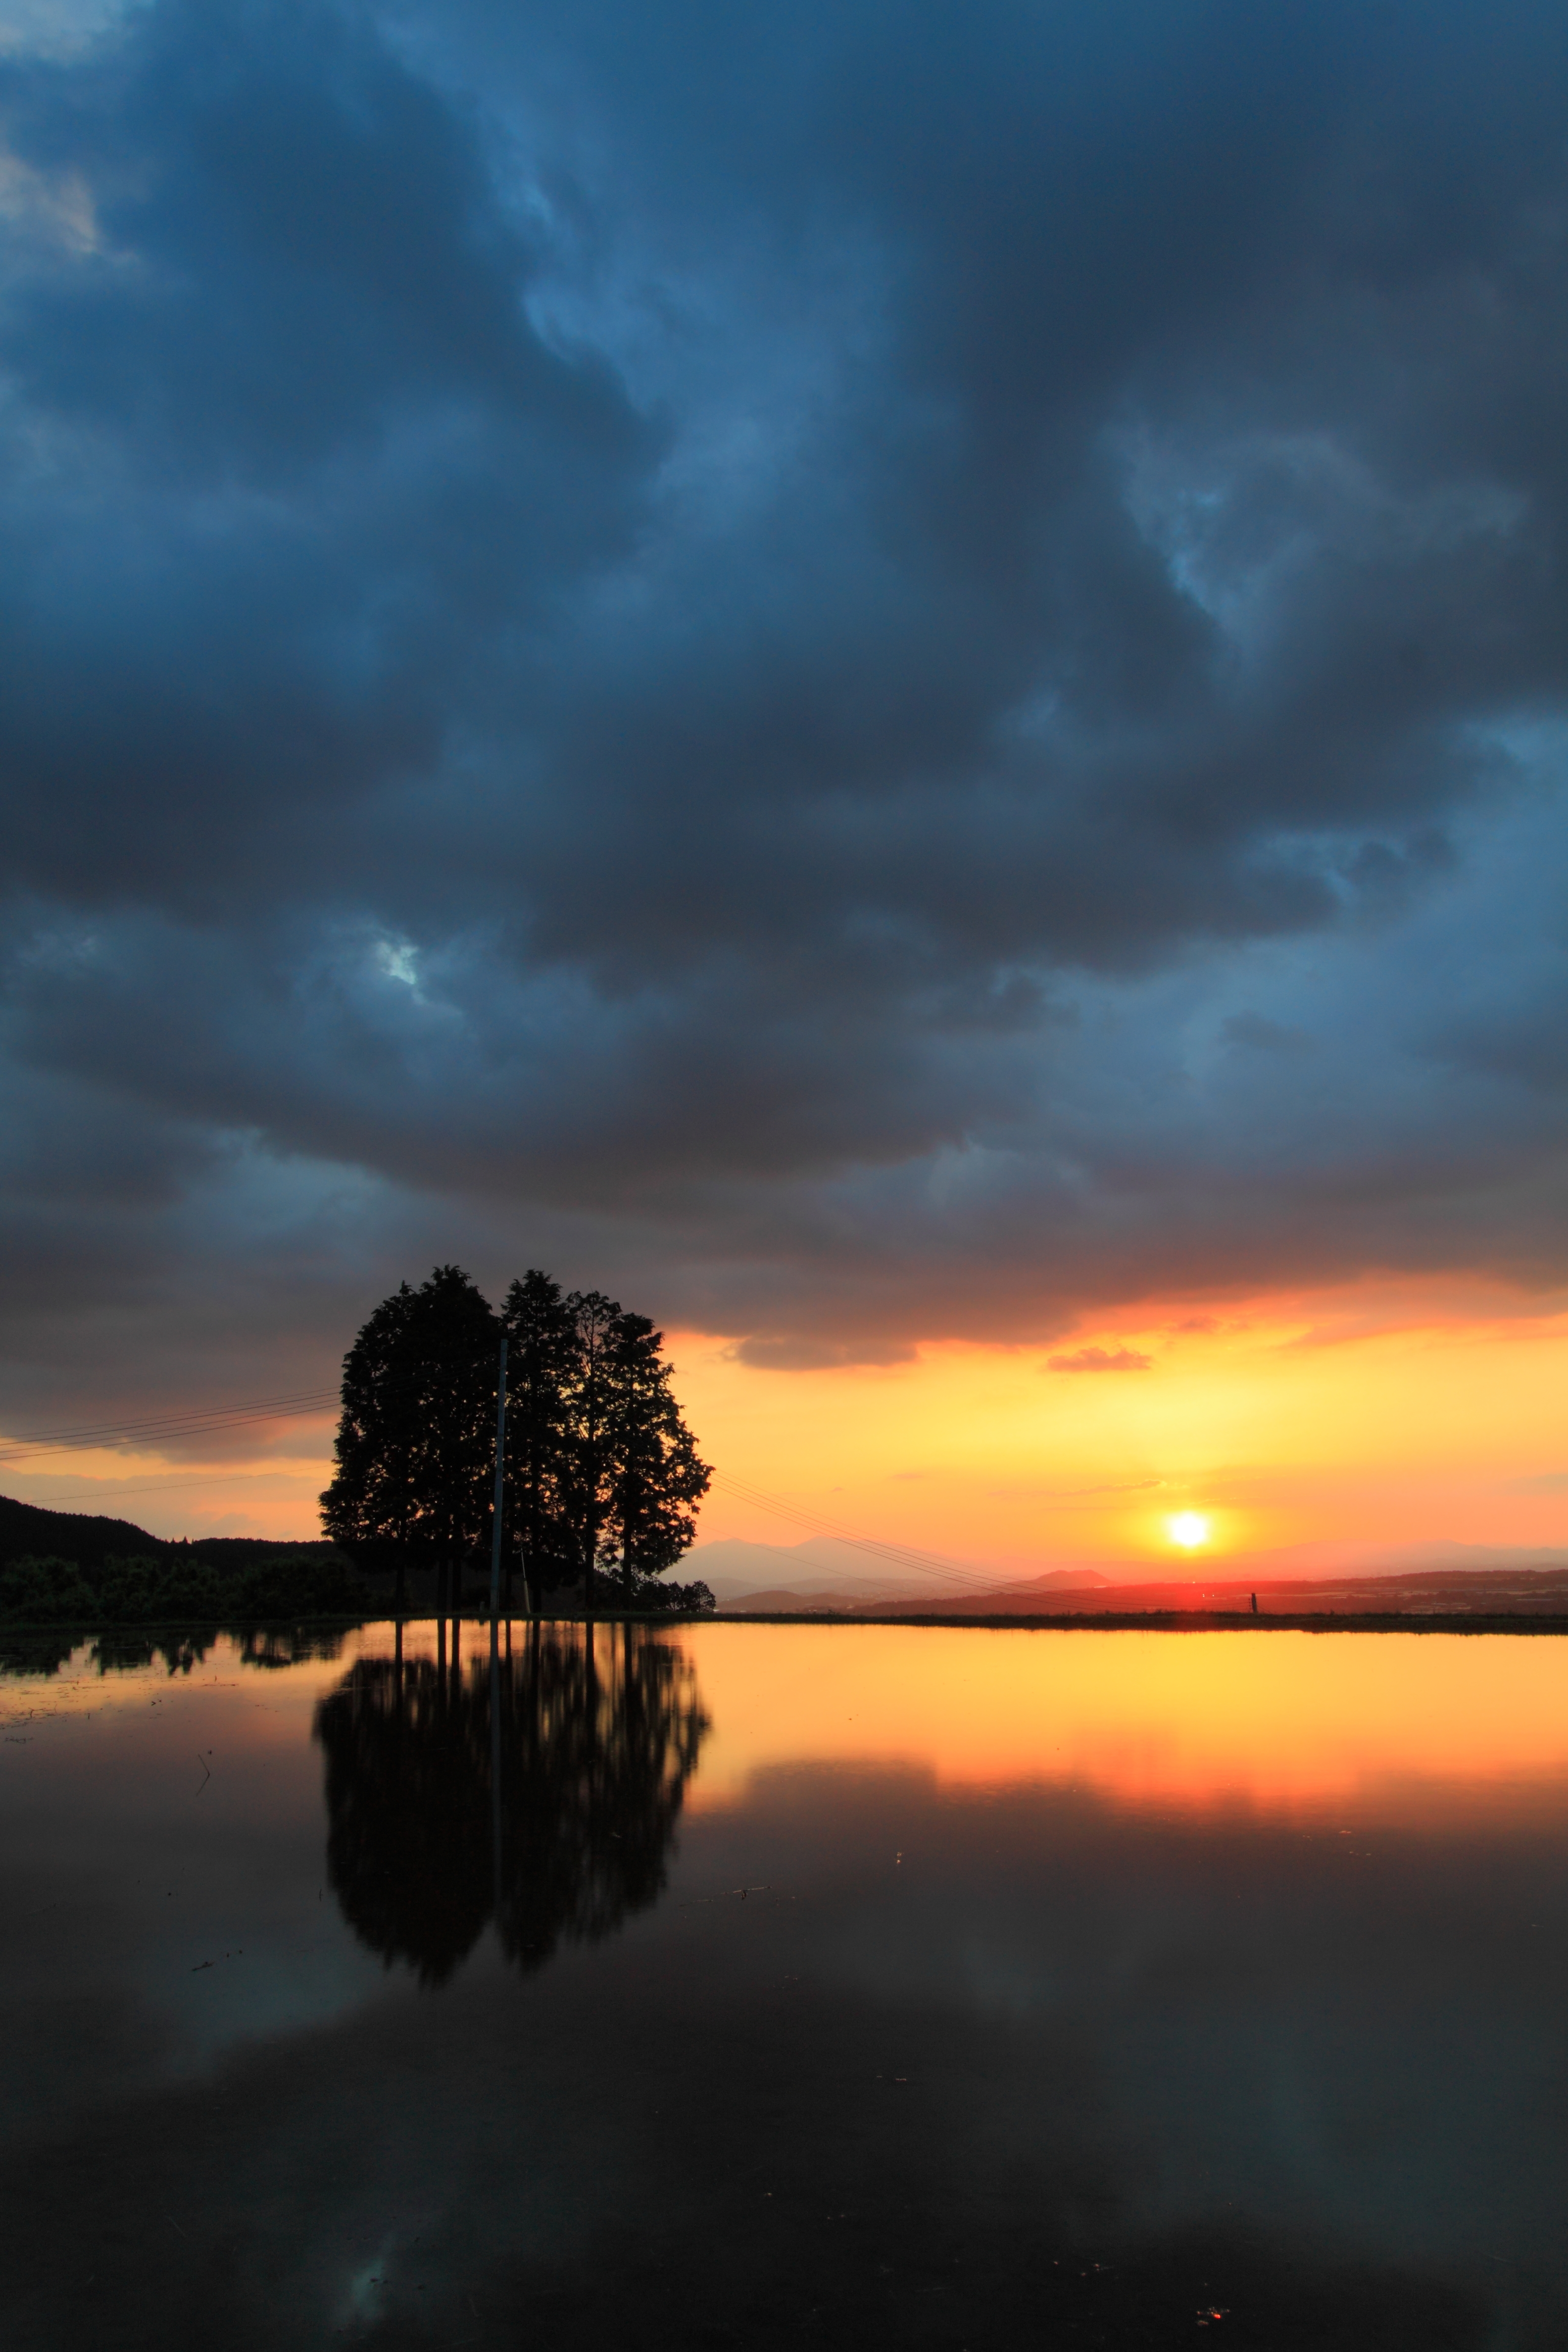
[0,1495,367,1624]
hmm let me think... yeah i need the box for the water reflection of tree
[313,1624,709,1986]
[232,1625,346,1671]
[0,1629,219,1678]
[0,1626,349,1680]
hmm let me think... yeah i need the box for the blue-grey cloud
[0,0,1564,1412]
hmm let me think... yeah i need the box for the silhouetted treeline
[320,1266,713,1612]
[0,1548,369,1626]
[313,1622,709,1985]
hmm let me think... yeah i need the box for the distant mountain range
[688,1535,959,1607]
[687,1533,1568,1617]
[687,1535,1108,1611]
[852,1562,1568,1618]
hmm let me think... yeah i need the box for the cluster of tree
[320,1266,714,1613]
[313,1623,708,1984]
[0,1549,368,1627]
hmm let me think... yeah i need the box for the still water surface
[2,1620,1567,2350]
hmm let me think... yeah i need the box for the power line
[14,1472,312,1506]
[0,1386,340,1468]
[3,1383,338,1444]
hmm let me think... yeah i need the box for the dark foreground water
[3,1620,1567,2352]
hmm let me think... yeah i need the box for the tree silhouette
[600,1312,713,1602]
[322,1266,711,1610]
[321,1266,500,1609]
[561,1288,621,1603]
[312,1623,709,1985]
[501,1271,584,1609]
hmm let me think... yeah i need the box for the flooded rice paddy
[2,1619,1567,2351]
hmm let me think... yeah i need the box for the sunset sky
[0,0,1564,1570]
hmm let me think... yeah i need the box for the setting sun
[1168,1511,1211,1551]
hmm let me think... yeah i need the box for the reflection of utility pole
[490,1604,502,1926]
[489,1329,509,1622]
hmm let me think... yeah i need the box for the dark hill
[0,1492,342,1572]
[1,1493,179,1571]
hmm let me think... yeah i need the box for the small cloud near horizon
[1046,1346,1154,1374]
[725,1335,919,1372]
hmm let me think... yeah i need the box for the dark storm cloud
[0,0,1564,1402]
[0,0,656,911]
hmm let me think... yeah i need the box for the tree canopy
[320,1266,713,1606]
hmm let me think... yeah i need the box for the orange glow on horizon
[0,1272,1564,1568]
[669,1274,1568,1578]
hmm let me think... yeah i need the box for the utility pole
[490,1328,506,1925]
[489,1329,508,1623]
